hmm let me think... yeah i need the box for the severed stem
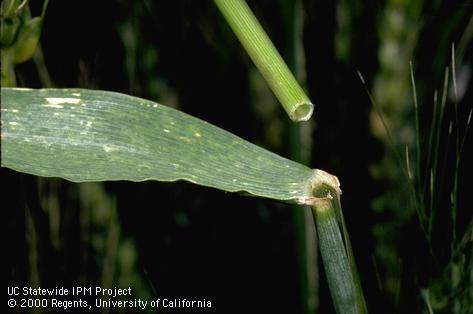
[214,0,313,121]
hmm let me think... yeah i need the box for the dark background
[5,0,472,313]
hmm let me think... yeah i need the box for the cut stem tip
[290,102,314,122]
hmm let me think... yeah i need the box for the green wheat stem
[41,0,49,19]
[213,0,313,121]
[450,43,460,248]
[426,90,438,173]
[278,0,318,312]
[333,194,367,314]
[451,44,460,154]
[449,47,473,257]
[409,61,422,193]
[424,91,437,212]
[311,184,367,314]
[433,120,453,224]
[409,61,432,237]
[431,69,449,217]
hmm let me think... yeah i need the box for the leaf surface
[1,88,319,202]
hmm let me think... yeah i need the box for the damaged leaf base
[308,172,368,314]
[296,169,342,206]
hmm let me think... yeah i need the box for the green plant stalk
[278,0,318,312]
[450,45,460,248]
[311,184,367,314]
[213,0,313,122]
[290,111,318,314]
[409,62,421,195]
[429,69,449,237]
[1,49,16,86]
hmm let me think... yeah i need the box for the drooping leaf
[1,88,327,203]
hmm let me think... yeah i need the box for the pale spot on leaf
[103,145,116,153]
[44,104,64,109]
[178,136,191,143]
[46,97,80,105]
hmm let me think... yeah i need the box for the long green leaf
[1,88,327,203]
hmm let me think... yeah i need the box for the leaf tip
[357,70,366,84]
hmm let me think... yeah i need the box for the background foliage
[4,0,472,313]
